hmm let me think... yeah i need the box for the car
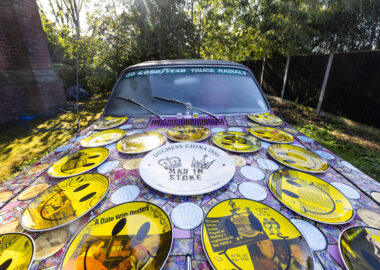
[1,60,379,270]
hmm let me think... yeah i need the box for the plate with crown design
[139,142,235,195]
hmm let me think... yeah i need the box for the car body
[1,60,380,270]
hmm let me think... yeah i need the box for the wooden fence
[241,50,380,128]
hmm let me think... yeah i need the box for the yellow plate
[80,129,126,147]
[268,144,329,173]
[95,116,128,130]
[0,233,34,269]
[48,147,109,178]
[167,125,210,142]
[202,199,314,270]
[250,126,294,143]
[116,132,165,154]
[339,226,380,270]
[247,112,283,126]
[60,202,172,270]
[211,131,261,153]
[268,170,354,224]
[21,174,109,231]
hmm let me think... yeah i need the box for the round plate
[167,125,210,142]
[357,209,380,228]
[171,203,204,230]
[17,183,50,201]
[116,132,165,154]
[21,174,109,231]
[339,226,380,270]
[34,228,70,260]
[268,144,329,173]
[59,202,172,270]
[80,129,125,147]
[211,131,261,153]
[139,142,235,196]
[95,116,128,130]
[247,112,283,126]
[0,233,34,270]
[48,147,109,178]
[249,126,294,143]
[268,170,354,224]
[202,199,314,270]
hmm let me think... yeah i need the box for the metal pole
[260,57,266,85]
[76,2,80,136]
[317,53,334,114]
[281,56,290,102]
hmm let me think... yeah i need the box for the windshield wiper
[154,96,219,119]
[115,97,165,120]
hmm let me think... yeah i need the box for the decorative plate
[247,112,283,126]
[211,131,261,153]
[0,233,34,270]
[48,147,109,178]
[139,142,235,196]
[202,199,314,270]
[116,132,165,154]
[268,144,329,173]
[249,126,294,143]
[34,228,70,260]
[268,170,354,224]
[80,129,125,147]
[59,202,172,270]
[339,226,380,270]
[17,183,50,201]
[21,174,109,231]
[167,125,210,142]
[95,116,128,130]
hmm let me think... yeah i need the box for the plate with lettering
[80,129,125,147]
[167,125,210,142]
[60,202,172,270]
[202,199,314,270]
[48,147,109,178]
[139,142,235,195]
[0,233,34,270]
[21,174,109,231]
[249,126,294,143]
[268,144,329,173]
[211,131,261,153]
[116,132,165,154]
[247,112,283,126]
[268,170,354,224]
[95,116,128,130]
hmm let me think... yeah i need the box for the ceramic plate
[95,116,128,130]
[21,174,109,231]
[247,112,283,126]
[167,125,210,142]
[268,144,329,173]
[211,131,261,153]
[249,126,293,143]
[202,199,314,270]
[80,129,125,147]
[59,202,172,270]
[48,147,109,178]
[0,233,34,270]
[268,170,354,224]
[116,132,165,154]
[139,142,235,195]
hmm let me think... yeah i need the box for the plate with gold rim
[211,131,261,153]
[116,132,165,154]
[249,126,294,143]
[167,125,210,142]
[247,112,283,126]
[95,116,128,130]
[80,129,125,147]
[21,173,109,231]
[48,147,109,178]
[0,233,35,270]
[202,198,314,270]
[268,144,329,173]
[59,202,172,270]
[268,170,354,224]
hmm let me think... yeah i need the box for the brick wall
[0,0,65,124]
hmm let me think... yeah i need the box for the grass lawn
[0,95,108,182]
[1,94,379,183]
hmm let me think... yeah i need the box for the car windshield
[105,66,269,116]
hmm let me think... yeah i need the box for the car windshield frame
[104,63,271,117]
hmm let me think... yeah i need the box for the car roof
[124,59,247,72]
